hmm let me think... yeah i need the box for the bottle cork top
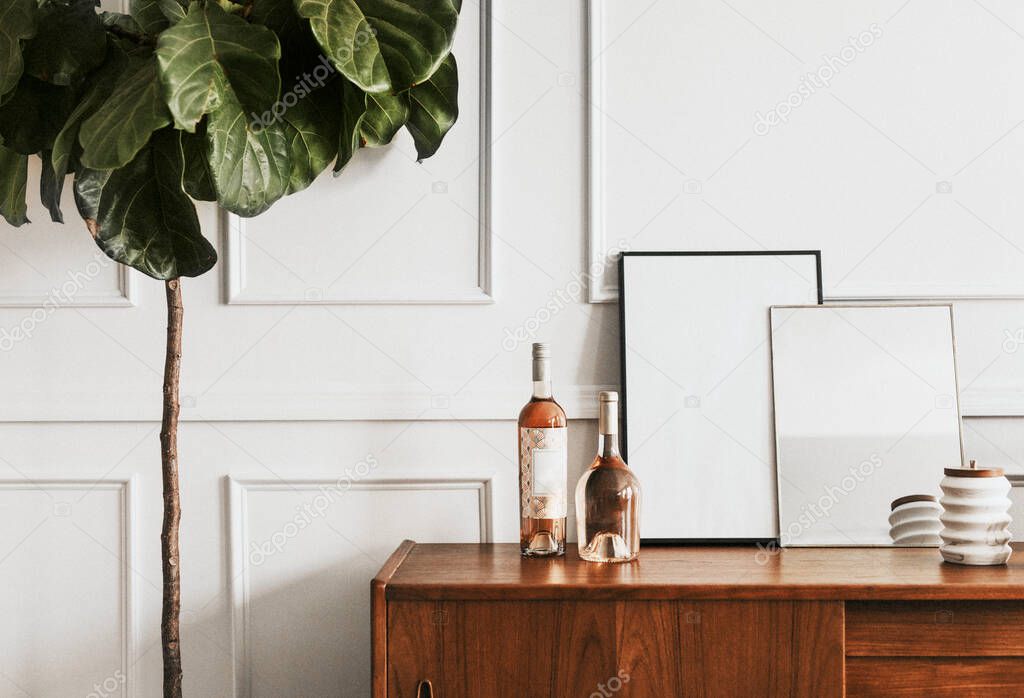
[598,391,618,435]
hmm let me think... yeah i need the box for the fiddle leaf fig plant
[0,0,461,694]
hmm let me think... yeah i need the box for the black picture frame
[617,250,824,546]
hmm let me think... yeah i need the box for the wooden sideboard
[372,541,1024,697]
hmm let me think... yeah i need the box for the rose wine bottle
[517,343,567,557]
[575,391,640,563]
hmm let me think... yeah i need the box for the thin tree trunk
[161,278,184,697]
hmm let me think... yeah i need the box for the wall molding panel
[0,262,137,308]
[223,0,492,306]
[586,0,614,304]
[223,211,494,305]
[961,390,1024,418]
[0,384,620,422]
[226,476,493,696]
[0,477,138,697]
[586,0,1024,303]
[1,386,1020,420]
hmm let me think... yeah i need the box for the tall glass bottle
[517,343,567,556]
[575,391,640,562]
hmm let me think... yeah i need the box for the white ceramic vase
[888,495,942,546]
[939,465,1012,566]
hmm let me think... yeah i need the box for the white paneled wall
[2,1,1024,697]
[229,477,490,697]
[0,420,596,696]
[0,480,134,698]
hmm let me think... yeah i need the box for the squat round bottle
[575,391,640,563]
[517,343,567,556]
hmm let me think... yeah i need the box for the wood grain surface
[376,542,1024,697]
[387,543,1024,601]
[847,600,1024,656]
[846,657,1024,696]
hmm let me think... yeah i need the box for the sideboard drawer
[385,600,843,697]
[847,657,1024,696]
[846,601,1024,656]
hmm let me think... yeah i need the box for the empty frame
[770,305,965,547]
[620,251,822,541]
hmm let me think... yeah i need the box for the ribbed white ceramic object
[888,496,942,546]
[940,467,1012,566]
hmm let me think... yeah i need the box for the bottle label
[520,427,567,518]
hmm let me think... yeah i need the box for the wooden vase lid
[890,494,938,510]
[944,460,1004,478]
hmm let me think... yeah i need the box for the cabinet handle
[416,679,433,697]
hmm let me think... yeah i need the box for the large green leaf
[0,144,28,226]
[281,79,339,193]
[72,166,110,221]
[40,149,64,223]
[207,97,290,216]
[294,0,460,94]
[100,10,146,37]
[361,91,408,147]
[156,1,281,133]
[0,0,37,102]
[23,0,106,86]
[84,129,216,279]
[79,55,171,169]
[260,3,330,86]
[129,0,169,34]
[0,75,74,154]
[252,0,306,43]
[157,0,188,24]
[406,53,457,161]
[179,126,216,201]
[51,40,130,184]
[333,76,366,174]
